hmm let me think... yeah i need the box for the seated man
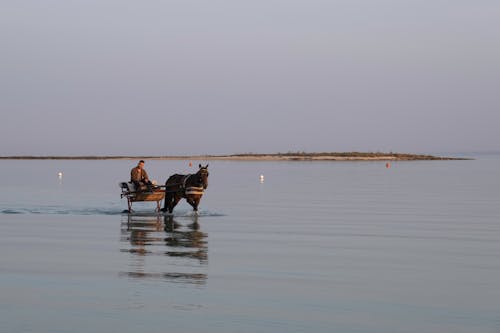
[130,160,153,192]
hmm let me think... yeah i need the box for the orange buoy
[386,162,391,168]
[189,162,192,167]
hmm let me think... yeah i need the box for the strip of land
[0,152,470,161]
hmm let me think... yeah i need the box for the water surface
[1,157,499,332]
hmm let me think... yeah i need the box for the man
[131,160,153,192]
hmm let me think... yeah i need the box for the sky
[1,0,499,156]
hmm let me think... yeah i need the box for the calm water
[1,156,499,333]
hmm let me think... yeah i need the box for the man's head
[138,160,145,169]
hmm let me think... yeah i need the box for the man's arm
[142,169,149,181]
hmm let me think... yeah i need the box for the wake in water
[1,206,224,217]
[121,209,224,218]
[1,206,122,215]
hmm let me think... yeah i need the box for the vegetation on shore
[228,152,467,160]
[0,152,469,161]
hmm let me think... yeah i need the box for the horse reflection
[163,215,207,262]
[120,214,208,284]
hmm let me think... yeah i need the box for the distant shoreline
[0,152,471,161]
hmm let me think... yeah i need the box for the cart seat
[120,182,137,192]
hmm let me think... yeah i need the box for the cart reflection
[119,214,208,285]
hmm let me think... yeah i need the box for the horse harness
[183,173,205,196]
[166,173,205,196]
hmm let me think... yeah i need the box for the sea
[0,155,499,333]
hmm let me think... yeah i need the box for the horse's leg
[187,195,201,212]
[169,194,181,214]
[193,196,201,212]
[161,192,171,212]
[185,195,193,210]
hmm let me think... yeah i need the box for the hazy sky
[1,0,499,155]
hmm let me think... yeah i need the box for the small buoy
[260,174,264,183]
[386,163,391,168]
[58,172,63,178]
[189,162,192,167]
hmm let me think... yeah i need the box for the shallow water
[1,156,499,332]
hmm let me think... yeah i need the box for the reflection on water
[119,214,208,285]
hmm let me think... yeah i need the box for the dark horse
[161,164,209,214]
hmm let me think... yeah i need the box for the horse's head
[197,164,209,189]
